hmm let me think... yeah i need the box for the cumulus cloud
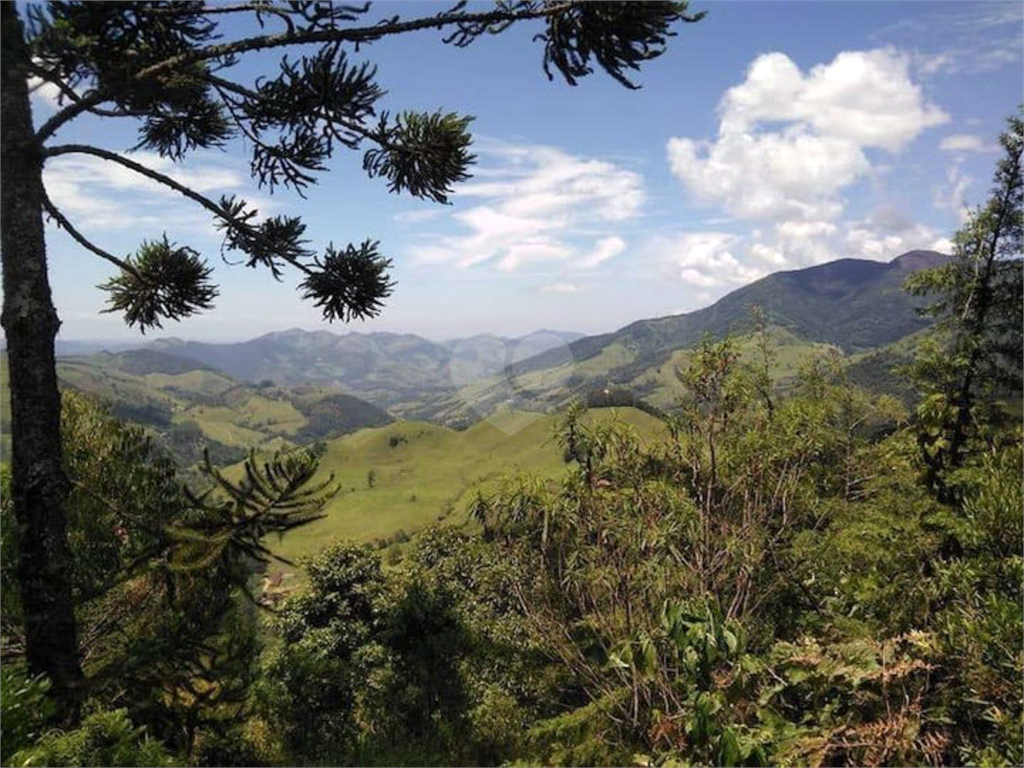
[660,48,953,292]
[656,232,766,288]
[408,142,642,272]
[654,208,950,300]
[718,50,948,150]
[844,217,951,259]
[667,49,948,223]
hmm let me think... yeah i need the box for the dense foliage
[1,393,338,764]
[3,307,1020,768]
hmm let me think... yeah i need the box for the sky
[25,0,1024,343]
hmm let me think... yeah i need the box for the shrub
[0,667,55,764]
[8,708,173,767]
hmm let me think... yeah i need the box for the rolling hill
[408,251,949,423]
[254,406,670,566]
[1,250,949,461]
[88,251,943,426]
[0,349,394,467]
[509,250,948,379]
[143,328,586,413]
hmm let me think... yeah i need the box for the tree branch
[43,143,314,275]
[45,143,225,220]
[138,1,577,78]
[34,1,577,142]
[203,71,392,150]
[27,61,149,120]
[26,60,79,105]
[38,185,143,280]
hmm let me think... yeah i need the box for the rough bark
[1,2,84,723]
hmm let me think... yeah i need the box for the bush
[8,708,173,767]
[388,529,411,545]
[0,667,55,764]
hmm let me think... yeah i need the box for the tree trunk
[1,2,84,724]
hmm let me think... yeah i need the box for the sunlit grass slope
[265,407,669,565]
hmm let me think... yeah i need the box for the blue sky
[29,1,1024,342]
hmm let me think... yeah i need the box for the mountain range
[34,249,949,431]
[138,329,586,412]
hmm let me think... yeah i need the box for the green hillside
[496,251,945,392]
[0,351,394,468]
[395,252,947,424]
[417,325,843,425]
[262,407,669,566]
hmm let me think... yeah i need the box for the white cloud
[667,49,948,223]
[668,130,864,221]
[719,50,948,151]
[393,208,444,223]
[939,134,989,152]
[540,282,583,294]
[912,52,954,75]
[660,48,953,292]
[875,3,1023,76]
[933,161,974,223]
[657,232,766,288]
[42,150,252,232]
[654,206,950,298]
[844,212,951,260]
[408,142,643,272]
[27,59,77,113]
[27,77,64,112]
[769,220,840,266]
[749,242,789,268]
[574,236,626,269]
[497,238,573,272]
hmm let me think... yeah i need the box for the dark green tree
[1,391,339,758]
[905,111,1023,497]
[0,0,704,717]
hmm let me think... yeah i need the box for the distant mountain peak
[890,249,950,271]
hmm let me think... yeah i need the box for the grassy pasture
[262,407,669,566]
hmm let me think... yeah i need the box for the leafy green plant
[0,667,56,764]
[8,708,173,767]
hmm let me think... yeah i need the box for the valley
[1,250,953,568]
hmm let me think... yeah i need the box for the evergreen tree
[905,111,1023,497]
[1,392,340,760]
[0,0,703,719]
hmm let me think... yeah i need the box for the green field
[262,406,669,566]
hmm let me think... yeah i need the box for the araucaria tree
[0,1,703,718]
